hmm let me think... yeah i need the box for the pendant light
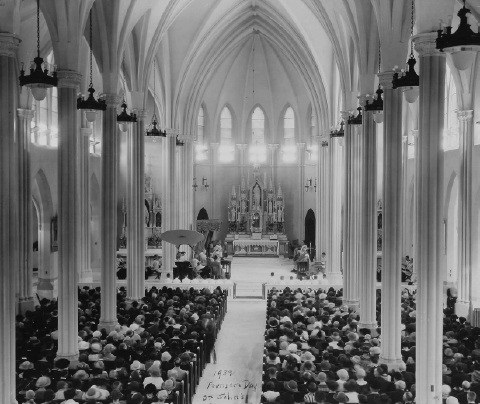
[436,0,480,70]
[392,0,419,103]
[365,43,384,124]
[19,0,58,101]
[146,58,166,137]
[330,122,345,137]
[77,8,106,122]
[347,107,363,125]
[117,98,137,132]
[176,136,185,146]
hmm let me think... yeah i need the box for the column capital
[402,135,409,144]
[378,71,395,90]
[0,33,20,57]
[135,110,148,121]
[267,143,279,150]
[315,135,329,147]
[177,133,193,143]
[57,69,82,89]
[165,128,178,138]
[102,93,122,107]
[17,108,35,120]
[297,142,306,151]
[236,143,248,150]
[411,129,419,141]
[457,110,474,122]
[413,32,444,57]
[81,127,93,137]
[357,94,368,107]
[340,111,351,120]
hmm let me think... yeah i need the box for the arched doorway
[197,207,209,220]
[305,209,315,259]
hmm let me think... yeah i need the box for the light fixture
[176,136,185,146]
[77,9,106,122]
[192,177,198,191]
[330,122,345,137]
[305,178,316,193]
[347,107,363,125]
[19,0,57,101]
[436,0,480,70]
[202,177,210,190]
[146,58,166,137]
[392,0,419,103]
[365,87,384,124]
[117,99,137,132]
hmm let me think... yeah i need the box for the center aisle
[193,300,266,404]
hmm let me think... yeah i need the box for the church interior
[2,0,480,403]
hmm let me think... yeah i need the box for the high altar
[225,174,288,257]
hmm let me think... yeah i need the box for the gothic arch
[197,208,209,220]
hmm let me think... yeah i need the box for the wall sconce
[201,177,210,190]
[192,177,198,191]
[305,178,316,192]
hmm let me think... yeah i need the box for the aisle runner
[193,300,266,404]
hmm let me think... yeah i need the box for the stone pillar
[328,135,343,284]
[378,72,404,368]
[126,112,146,300]
[185,138,195,231]
[161,130,177,276]
[0,32,20,404]
[297,143,306,242]
[56,69,83,362]
[17,108,35,313]
[358,110,377,329]
[343,120,362,309]
[237,143,248,178]
[455,110,474,318]
[316,137,330,262]
[79,127,92,282]
[413,32,446,404]
[402,134,410,257]
[99,94,121,331]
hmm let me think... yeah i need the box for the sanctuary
[225,173,288,257]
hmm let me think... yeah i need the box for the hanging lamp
[146,58,166,137]
[347,107,363,125]
[365,43,384,123]
[117,96,137,132]
[392,0,419,103]
[436,0,480,70]
[176,135,185,146]
[77,9,106,122]
[19,0,58,101]
[330,122,345,137]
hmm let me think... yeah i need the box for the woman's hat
[35,376,51,388]
[283,380,299,393]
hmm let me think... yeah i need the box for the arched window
[249,107,267,164]
[443,65,459,151]
[32,51,58,147]
[218,106,234,163]
[196,106,208,161]
[282,107,297,163]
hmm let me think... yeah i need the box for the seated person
[211,255,224,279]
[296,245,310,272]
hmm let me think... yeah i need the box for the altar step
[233,282,265,299]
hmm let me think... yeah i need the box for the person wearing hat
[143,364,164,389]
[333,392,350,403]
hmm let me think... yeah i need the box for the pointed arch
[197,208,209,220]
[33,169,54,226]
[246,104,269,144]
[305,209,316,250]
[197,104,206,143]
[219,105,234,142]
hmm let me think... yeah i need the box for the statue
[228,204,237,222]
[253,185,261,208]
[277,205,284,222]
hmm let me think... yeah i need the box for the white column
[185,139,195,231]
[378,72,404,368]
[0,32,20,404]
[358,110,377,329]
[316,137,330,262]
[413,32,446,404]
[79,127,92,282]
[328,135,343,284]
[343,120,362,309]
[402,134,409,257]
[126,112,146,300]
[161,130,177,276]
[297,143,306,242]
[456,110,474,318]
[98,94,121,331]
[56,69,83,362]
[17,108,35,313]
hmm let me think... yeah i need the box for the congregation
[15,286,227,404]
[261,287,480,404]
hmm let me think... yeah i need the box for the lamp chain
[410,0,415,55]
[89,9,93,88]
[37,0,40,57]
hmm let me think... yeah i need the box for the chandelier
[436,0,480,70]
[392,0,419,103]
[77,9,106,122]
[330,122,345,137]
[146,58,166,137]
[365,44,384,123]
[117,98,137,132]
[19,0,57,101]
[347,107,363,125]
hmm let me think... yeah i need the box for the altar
[225,173,289,257]
[233,239,279,256]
